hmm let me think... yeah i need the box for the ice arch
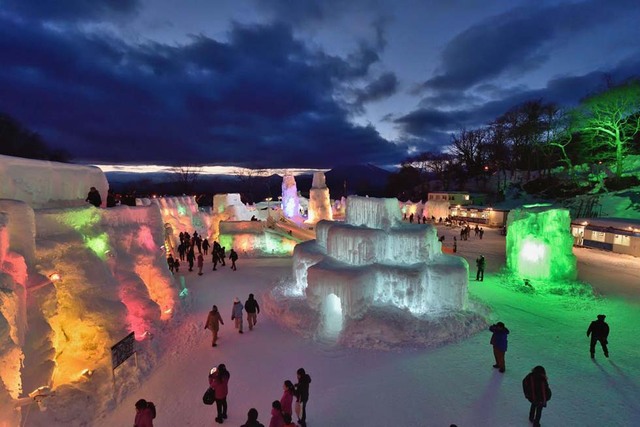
[321,293,343,339]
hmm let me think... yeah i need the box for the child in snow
[280,380,295,418]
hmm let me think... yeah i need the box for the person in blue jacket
[489,321,509,372]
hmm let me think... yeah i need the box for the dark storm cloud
[395,53,640,149]
[1,0,140,21]
[420,0,635,92]
[354,72,398,104]
[0,16,405,167]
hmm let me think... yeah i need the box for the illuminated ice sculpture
[266,196,475,347]
[281,174,301,219]
[506,205,577,281]
[306,172,333,224]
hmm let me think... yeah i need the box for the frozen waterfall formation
[266,196,478,349]
[506,205,577,282]
[306,172,333,224]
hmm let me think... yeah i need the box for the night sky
[1,0,639,169]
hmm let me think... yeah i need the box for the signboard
[111,332,136,370]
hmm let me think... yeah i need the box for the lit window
[613,234,631,246]
[591,231,606,242]
[464,195,470,201]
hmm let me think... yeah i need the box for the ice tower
[506,205,577,282]
[290,196,468,339]
[281,174,300,219]
[306,172,333,224]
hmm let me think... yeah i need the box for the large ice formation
[266,196,478,349]
[423,200,449,221]
[0,154,108,209]
[281,174,300,219]
[0,155,180,426]
[506,205,577,282]
[306,172,333,224]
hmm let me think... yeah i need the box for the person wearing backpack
[134,399,156,427]
[522,366,551,427]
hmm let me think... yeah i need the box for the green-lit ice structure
[506,205,577,282]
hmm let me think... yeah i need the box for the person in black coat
[476,255,486,281]
[587,314,610,358]
[522,365,551,427]
[295,368,312,426]
[85,187,102,208]
[244,294,260,331]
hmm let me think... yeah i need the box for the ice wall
[0,211,28,424]
[0,154,108,209]
[0,200,36,267]
[218,221,297,257]
[292,196,468,323]
[281,174,300,219]
[307,172,333,224]
[506,206,577,282]
[424,200,450,221]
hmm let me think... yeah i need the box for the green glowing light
[177,205,187,216]
[62,208,101,231]
[179,287,189,298]
[85,233,110,259]
[506,207,576,282]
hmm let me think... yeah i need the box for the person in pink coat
[209,364,230,424]
[279,380,295,418]
[133,399,155,427]
[269,400,284,427]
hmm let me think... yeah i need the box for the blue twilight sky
[1,0,639,169]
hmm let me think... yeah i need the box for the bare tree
[170,164,203,194]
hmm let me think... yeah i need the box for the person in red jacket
[279,380,295,419]
[522,366,551,427]
[209,364,230,424]
[133,399,155,427]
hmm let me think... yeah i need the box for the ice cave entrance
[322,293,343,339]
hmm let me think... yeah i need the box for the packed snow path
[89,228,640,427]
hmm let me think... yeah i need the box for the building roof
[573,217,640,234]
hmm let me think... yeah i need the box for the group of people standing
[202,363,311,427]
[239,368,312,427]
[488,314,610,426]
[167,230,239,275]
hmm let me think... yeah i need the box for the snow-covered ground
[82,226,640,427]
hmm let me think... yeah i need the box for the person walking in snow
[212,250,220,271]
[294,368,312,426]
[489,322,509,373]
[209,364,230,423]
[204,305,224,347]
[244,293,260,331]
[241,408,265,427]
[167,254,175,273]
[231,297,244,334]
[134,399,156,427]
[178,242,186,261]
[269,400,284,427]
[522,365,551,427]
[85,187,102,208]
[197,252,204,276]
[280,380,295,419]
[476,255,486,281]
[229,249,238,271]
[202,238,210,255]
[219,246,226,266]
[173,258,180,272]
[187,247,195,271]
[587,314,610,359]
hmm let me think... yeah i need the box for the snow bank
[0,154,108,209]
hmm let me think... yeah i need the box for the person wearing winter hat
[587,314,610,358]
[231,297,244,334]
